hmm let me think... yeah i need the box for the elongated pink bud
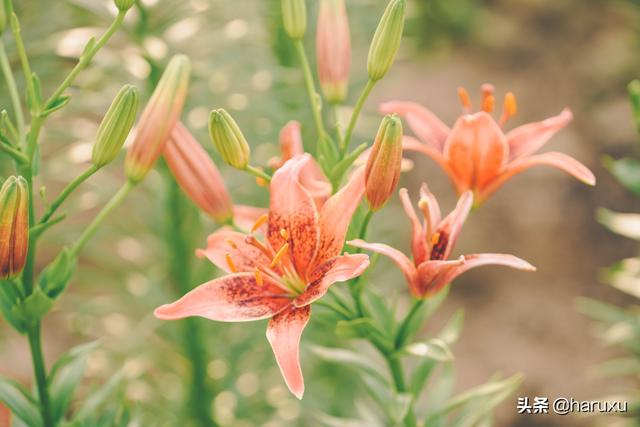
[316,0,351,103]
[280,121,304,163]
[125,55,191,182]
[365,114,403,210]
[0,176,28,279]
[164,123,234,223]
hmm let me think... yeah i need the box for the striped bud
[367,0,405,81]
[316,0,351,103]
[0,176,28,279]
[164,123,234,223]
[282,0,307,39]
[365,114,403,210]
[92,84,139,167]
[208,109,250,169]
[125,55,191,182]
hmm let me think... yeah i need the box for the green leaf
[12,287,53,325]
[403,338,454,362]
[39,248,77,298]
[329,142,368,186]
[0,376,41,427]
[49,341,100,423]
[335,318,392,348]
[604,157,640,196]
[73,370,124,421]
[360,374,412,424]
[410,358,438,396]
[311,345,390,386]
[424,361,455,426]
[315,413,368,427]
[0,279,27,333]
[41,96,71,118]
[361,289,395,335]
[27,72,43,114]
[439,309,465,345]
[576,297,636,326]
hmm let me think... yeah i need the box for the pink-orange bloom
[380,84,596,203]
[316,0,351,103]
[349,184,535,298]
[155,154,369,399]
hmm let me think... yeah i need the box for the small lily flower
[316,0,351,103]
[155,154,369,399]
[349,184,535,298]
[380,84,596,203]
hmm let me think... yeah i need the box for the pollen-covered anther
[226,239,238,250]
[245,235,273,258]
[499,92,518,126]
[225,253,238,272]
[254,269,263,286]
[270,243,290,268]
[457,87,472,113]
[280,228,290,240]
[251,214,268,232]
[431,232,441,246]
[482,95,495,113]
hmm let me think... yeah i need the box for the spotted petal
[294,253,369,307]
[154,273,290,321]
[266,305,311,399]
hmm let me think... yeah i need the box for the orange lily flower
[155,154,369,398]
[380,84,596,203]
[349,184,535,298]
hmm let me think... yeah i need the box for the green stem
[351,209,374,316]
[39,164,100,224]
[395,298,425,349]
[0,41,25,145]
[28,325,53,427]
[45,12,126,108]
[69,181,134,257]
[294,40,325,140]
[0,139,27,163]
[333,104,343,144]
[386,355,418,427]
[341,79,376,155]
[9,12,37,113]
[244,164,272,183]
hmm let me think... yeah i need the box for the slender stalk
[294,40,325,140]
[9,12,37,113]
[394,298,425,349]
[351,209,374,316]
[39,164,100,224]
[162,170,217,427]
[386,355,418,427]
[341,79,376,155]
[45,12,126,108]
[244,164,272,183]
[0,139,27,163]
[69,181,134,257]
[28,325,53,427]
[0,41,25,144]
[333,104,343,145]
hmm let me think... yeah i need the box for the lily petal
[233,205,269,232]
[312,167,365,270]
[434,191,473,260]
[347,239,419,294]
[506,108,573,161]
[268,155,320,275]
[479,151,596,202]
[195,228,270,273]
[415,257,466,298]
[299,156,333,208]
[417,254,535,298]
[294,253,369,307]
[399,188,427,265]
[379,101,450,151]
[444,112,509,191]
[402,136,466,193]
[154,273,290,321]
[266,305,311,399]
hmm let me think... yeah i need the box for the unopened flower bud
[125,55,191,182]
[208,109,250,169]
[114,0,135,11]
[0,176,28,279]
[367,0,405,81]
[282,0,307,39]
[92,84,139,167]
[365,114,402,210]
[164,123,234,223]
[316,0,351,103]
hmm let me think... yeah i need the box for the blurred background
[1,0,639,426]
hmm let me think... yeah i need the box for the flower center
[457,84,518,127]
[430,231,449,261]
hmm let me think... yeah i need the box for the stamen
[245,235,273,258]
[457,87,472,113]
[254,269,263,286]
[226,239,238,250]
[482,95,495,113]
[480,83,495,99]
[499,92,518,127]
[270,243,290,268]
[280,228,290,240]
[431,232,441,246]
[251,214,268,233]
[225,253,238,272]
[418,197,433,238]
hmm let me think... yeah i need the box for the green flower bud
[367,0,405,81]
[208,109,250,169]
[0,176,28,279]
[114,0,135,11]
[92,84,139,167]
[282,0,307,39]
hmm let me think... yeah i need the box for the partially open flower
[367,0,405,81]
[164,122,234,224]
[365,114,403,210]
[0,176,28,279]
[125,55,191,182]
[208,109,250,169]
[316,0,351,103]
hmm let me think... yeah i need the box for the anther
[499,92,517,126]
[254,269,263,286]
[225,253,238,272]
[245,235,272,258]
[280,228,290,240]
[270,243,290,268]
[482,95,495,113]
[251,214,268,232]
[226,239,238,250]
[457,87,472,113]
